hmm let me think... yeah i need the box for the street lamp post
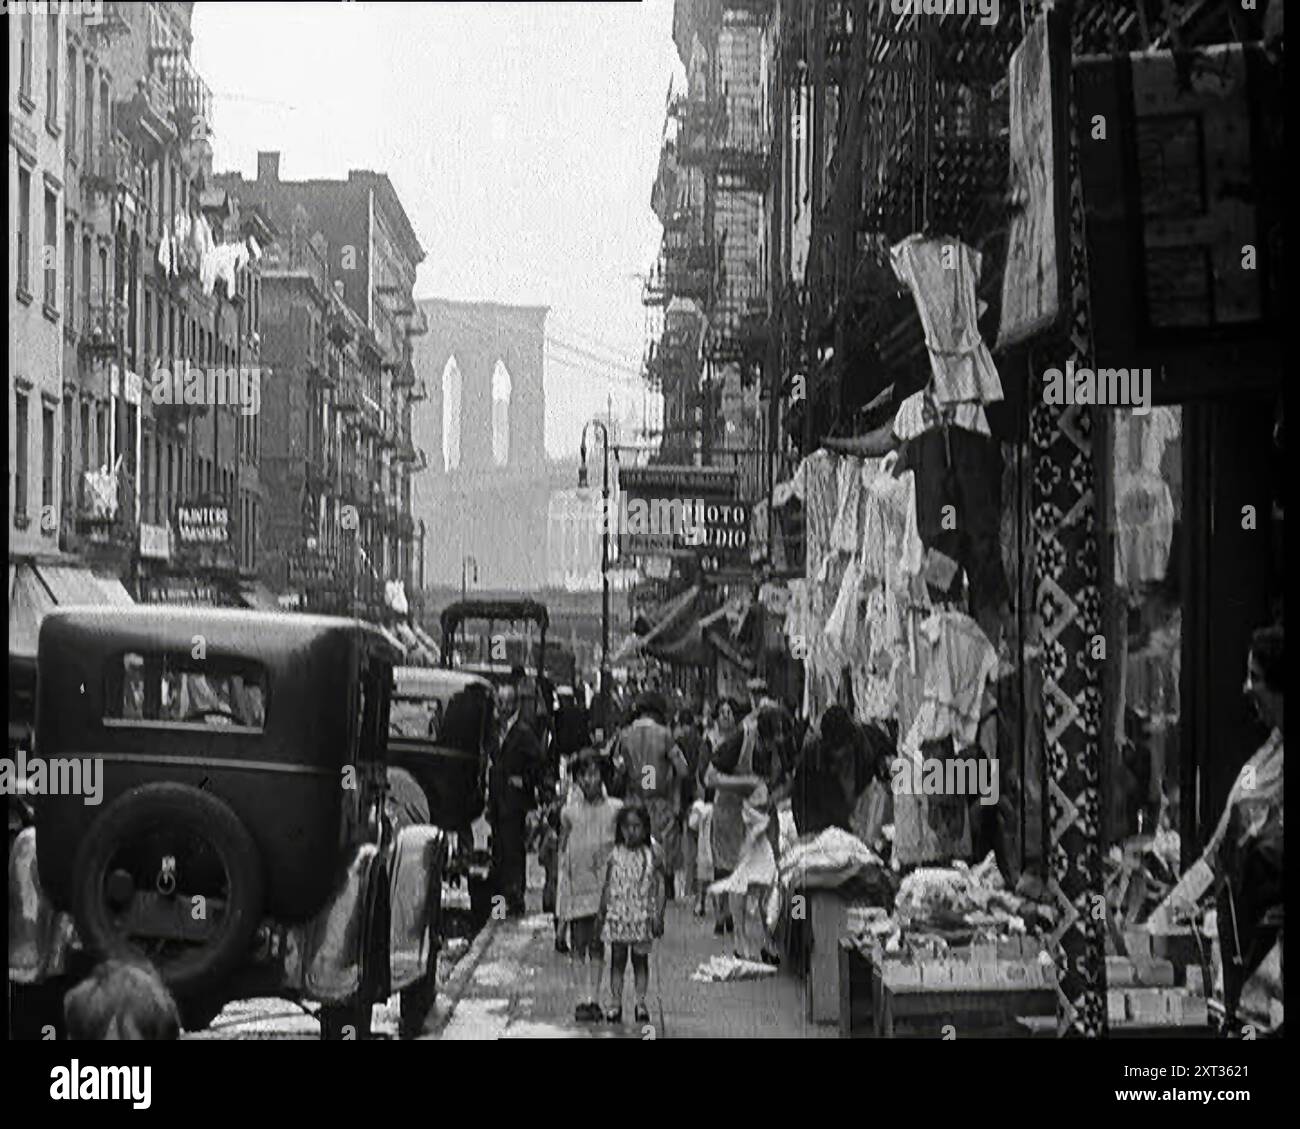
[578,421,611,719]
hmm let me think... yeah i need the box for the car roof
[40,606,401,663]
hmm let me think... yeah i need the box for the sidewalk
[435,867,836,1039]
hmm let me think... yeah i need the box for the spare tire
[71,783,265,1001]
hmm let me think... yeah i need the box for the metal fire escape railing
[858,5,1019,251]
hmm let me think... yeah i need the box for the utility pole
[579,420,611,720]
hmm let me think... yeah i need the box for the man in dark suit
[488,682,543,916]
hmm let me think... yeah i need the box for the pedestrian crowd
[521,674,901,1024]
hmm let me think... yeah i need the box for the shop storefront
[768,13,1281,1037]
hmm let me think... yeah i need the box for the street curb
[422,916,502,1039]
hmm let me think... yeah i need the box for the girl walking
[597,804,667,1024]
[558,751,622,1021]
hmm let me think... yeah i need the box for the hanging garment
[157,231,173,276]
[901,609,999,755]
[860,455,927,654]
[830,454,866,554]
[821,556,863,660]
[194,215,218,295]
[889,235,1003,405]
[210,241,251,299]
[892,389,991,440]
[1124,611,1181,724]
[785,579,810,651]
[1114,470,1175,588]
[804,449,839,588]
[896,422,1007,610]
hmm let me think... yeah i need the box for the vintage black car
[8,608,447,1040]
[387,666,496,921]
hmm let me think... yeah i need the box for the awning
[620,584,716,666]
[377,625,407,656]
[95,576,135,606]
[393,621,419,652]
[39,564,122,606]
[410,623,441,662]
[9,566,56,665]
[8,563,135,664]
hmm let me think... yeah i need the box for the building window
[96,402,108,468]
[81,234,92,328]
[100,79,109,151]
[15,390,30,521]
[64,221,75,327]
[46,14,59,130]
[84,63,94,165]
[66,44,77,148]
[80,399,91,473]
[17,168,32,296]
[43,190,58,310]
[144,289,153,360]
[20,14,34,101]
[165,442,174,520]
[98,246,108,313]
[42,403,56,514]
[62,394,73,522]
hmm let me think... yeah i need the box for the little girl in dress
[597,804,666,1024]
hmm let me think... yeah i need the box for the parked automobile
[8,607,447,1040]
[387,666,496,926]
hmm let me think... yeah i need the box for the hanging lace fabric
[801,450,844,719]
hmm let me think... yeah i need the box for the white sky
[194,0,679,458]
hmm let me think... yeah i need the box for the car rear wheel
[71,783,265,1003]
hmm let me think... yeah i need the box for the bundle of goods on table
[838,857,1055,1036]
[838,857,1212,1035]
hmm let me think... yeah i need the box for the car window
[106,652,268,730]
[389,696,442,740]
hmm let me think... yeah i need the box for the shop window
[1103,407,1183,847]
[105,652,267,731]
